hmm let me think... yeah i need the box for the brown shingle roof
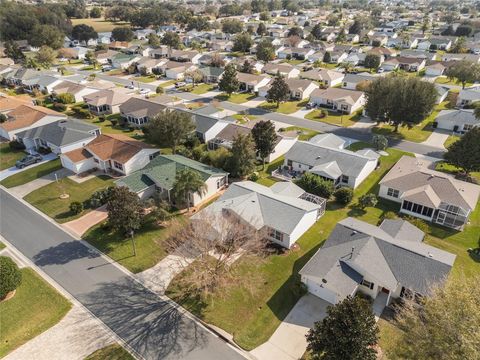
[0,95,33,113]
[85,134,152,164]
[1,105,62,131]
[63,148,93,163]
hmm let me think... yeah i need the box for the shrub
[372,134,388,151]
[52,102,67,112]
[9,140,25,150]
[56,93,75,104]
[88,187,113,208]
[320,109,328,118]
[334,187,353,205]
[248,173,259,182]
[404,216,430,233]
[156,85,164,94]
[0,256,22,299]
[98,116,106,122]
[381,211,397,221]
[359,193,378,209]
[110,119,118,127]
[295,172,334,199]
[37,146,52,155]
[69,201,83,215]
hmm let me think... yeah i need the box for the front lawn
[83,215,186,273]
[0,159,63,188]
[305,109,362,127]
[280,126,320,141]
[0,143,25,171]
[135,75,157,83]
[83,115,138,137]
[159,80,177,88]
[24,176,114,223]
[434,76,472,88]
[166,148,410,350]
[185,83,217,95]
[215,93,257,104]
[85,344,134,360]
[232,114,257,124]
[444,134,460,148]
[371,102,448,142]
[0,268,71,357]
[259,99,309,114]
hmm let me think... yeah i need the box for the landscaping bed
[0,159,62,188]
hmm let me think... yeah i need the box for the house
[119,96,179,127]
[83,88,133,115]
[116,154,228,205]
[310,88,366,114]
[160,61,196,80]
[3,68,40,86]
[237,72,271,93]
[169,50,202,64]
[262,63,300,78]
[341,73,377,91]
[135,57,167,74]
[189,113,233,142]
[95,49,119,65]
[456,86,480,108]
[52,81,100,103]
[418,37,453,51]
[300,69,345,87]
[0,95,34,114]
[277,47,315,60]
[381,56,426,72]
[111,53,140,70]
[379,155,480,230]
[434,109,479,133]
[208,122,298,163]
[442,53,480,63]
[300,217,455,305]
[196,181,326,249]
[198,66,224,83]
[61,134,159,175]
[281,134,379,189]
[16,119,100,154]
[109,41,130,50]
[58,46,89,60]
[0,105,65,140]
[258,78,318,100]
[425,62,446,77]
[367,47,397,59]
[329,50,349,64]
[22,75,63,94]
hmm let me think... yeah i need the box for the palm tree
[172,168,207,211]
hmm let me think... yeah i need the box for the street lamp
[129,229,137,257]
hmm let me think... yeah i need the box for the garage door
[306,278,337,304]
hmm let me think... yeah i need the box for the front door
[381,287,390,294]
[437,211,446,224]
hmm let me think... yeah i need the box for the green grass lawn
[282,59,306,65]
[135,75,157,83]
[444,134,460,148]
[0,159,63,188]
[0,241,5,250]
[0,268,71,357]
[232,114,257,124]
[83,115,138,137]
[24,176,114,223]
[434,161,480,183]
[259,99,309,114]
[159,80,177,88]
[280,126,320,141]
[85,344,134,360]
[372,102,448,142]
[166,148,411,350]
[83,215,186,273]
[215,93,257,104]
[71,18,130,32]
[0,143,25,171]
[305,109,362,127]
[185,83,217,95]
[434,76,471,88]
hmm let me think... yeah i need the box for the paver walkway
[62,205,108,238]
[5,305,116,360]
[422,129,449,149]
[250,295,329,360]
[9,168,71,198]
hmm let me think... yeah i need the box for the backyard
[0,268,71,357]
[305,109,362,127]
[0,159,63,188]
[0,143,25,171]
[259,99,309,114]
[24,175,115,223]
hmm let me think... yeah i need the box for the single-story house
[17,119,100,154]
[111,53,141,70]
[116,154,228,205]
[301,69,345,87]
[456,86,480,108]
[52,81,100,103]
[198,66,224,83]
[379,155,480,230]
[310,88,366,114]
[300,217,455,305]
[61,134,159,175]
[434,109,479,133]
[169,49,202,64]
[95,49,119,65]
[341,73,377,91]
[135,57,167,74]
[262,63,300,79]
[22,75,63,94]
[435,85,449,104]
[425,62,446,77]
[381,56,426,72]
[196,181,326,248]
[277,47,315,60]
[119,96,170,127]
[83,88,134,115]
[237,72,271,93]
[258,78,318,100]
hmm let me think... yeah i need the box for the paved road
[0,188,245,360]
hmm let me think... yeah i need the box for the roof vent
[428,252,433,258]
[322,278,327,284]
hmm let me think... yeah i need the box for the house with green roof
[115,154,229,206]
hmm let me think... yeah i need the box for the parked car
[377,68,385,73]
[15,154,42,169]
[175,81,186,88]
[306,102,316,109]
[102,65,112,72]
[125,84,135,90]
[139,88,150,95]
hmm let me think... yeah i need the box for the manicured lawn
[259,99,309,114]
[434,76,472,88]
[282,59,306,65]
[166,148,410,350]
[0,268,71,357]
[135,75,157,83]
[0,143,25,171]
[232,114,257,124]
[215,93,257,104]
[0,159,63,188]
[24,176,114,223]
[280,126,320,141]
[305,109,362,127]
[0,241,5,250]
[84,215,186,273]
[159,80,177,88]
[372,102,448,142]
[346,141,373,151]
[255,177,278,187]
[83,115,138,136]
[444,134,460,148]
[434,161,480,183]
[71,18,130,32]
[185,83,217,95]
[85,344,134,360]
[104,69,125,76]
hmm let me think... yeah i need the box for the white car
[125,84,135,90]
[139,88,150,95]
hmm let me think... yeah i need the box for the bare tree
[163,211,268,297]
[286,35,301,48]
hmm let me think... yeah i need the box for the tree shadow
[33,241,100,266]
[348,206,367,217]
[78,277,211,359]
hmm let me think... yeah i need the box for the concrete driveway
[62,205,108,238]
[422,129,449,149]
[0,153,57,181]
[9,168,71,198]
[250,294,330,360]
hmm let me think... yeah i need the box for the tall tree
[392,274,480,360]
[364,54,381,69]
[266,73,290,108]
[444,127,480,175]
[241,60,254,74]
[145,110,195,153]
[161,31,181,49]
[29,24,64,50]
[90,7,102,18]
[287,26,303,38]
[4,41,25,63]
[311,23,323,39]
[218,63,240,96]
[446,60,480,88]
[256,39,275,62]
[307,296,379,360]
[185,69,203,88]
[71,24,98,45]
[251,120,277,169]
[112,27,134,42]
[35,46,57,69]
[365,77,437,131]
[148,33,161,47]
[232,32,254,53]
[257,22,268,36]
[221,19,244,34]
[172,168,207,211]
[106,186,143,236]
[227,134,256,178]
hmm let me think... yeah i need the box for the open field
[71,18,130,32]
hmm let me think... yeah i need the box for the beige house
[310,88,365,114]
[300,69,345,87]
[83,88,133,115]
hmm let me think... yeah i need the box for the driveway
[0,153,57,181]
[422,129,449,149]
[62,205,108,238]
[8,168,71,198]
[250,294,330,360]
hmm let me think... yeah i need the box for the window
[464,124,474,131]
[361,280,374,290]
[113,161,123,171]
[387,188,399,198]
[402,200,433,217]
[268,228,284,242]
[341,175,349,184]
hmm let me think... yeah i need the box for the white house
[237,72,271,93]
[434,109,479,133]
[309,88,366,114]
[456,86,480,107]
[300,69,345,87]
[258,78,318,100]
